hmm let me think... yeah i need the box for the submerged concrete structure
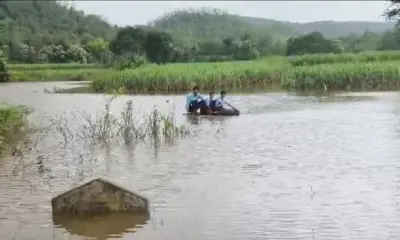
[51,178,149,216]
[53,211,150,239]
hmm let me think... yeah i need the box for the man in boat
[213,90,239,114]
[186,86,206,114]
[200,91,216,114]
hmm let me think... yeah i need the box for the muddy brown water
[1,82,400,240]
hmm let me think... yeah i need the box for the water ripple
[1,83,400,239]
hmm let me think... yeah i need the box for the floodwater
[1,82,400,240]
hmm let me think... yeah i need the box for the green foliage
[150,8,394,41]
[0,1,116,44]
[86,38,111,64]
[145,30,174,64]
[288,51,400,66]
[91,59,289,93]
[287,32,344,56]
[385,0,400,27]
[90,51,400,93]
[234,39,260,60]
[110,27,147,55]
[0,0,115,64]
[0,3,398,65]
[281,61,400,91]
[9,63,104,70]
[115,54,147,70]
[10,68,109,82]
[0,104,30,154]
[0,50,10,82]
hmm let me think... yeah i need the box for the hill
[148,9,294,42]
[0,0,117,48]
[149,9,395,41]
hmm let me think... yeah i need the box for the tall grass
[10,69,110,82]
[9,63,105,71]
[91,60,289,93]
[89,52,400,93]
[0,104,31,154]
[288,51,400,66]
[8,51,400,92]
[281,61,400,91]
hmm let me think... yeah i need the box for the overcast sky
[72,1,393,26]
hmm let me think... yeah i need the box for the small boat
[184,108,240,116]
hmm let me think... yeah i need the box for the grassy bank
[0,104,30,154]
[9,63,105,71]
[7,51,400,92]
[288,51,400,66]
[281,61,400,90]
[6,63,108,82]
[91,51,400,92]
[91,59,290,93]
[11,68,110,82]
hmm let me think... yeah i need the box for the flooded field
[1,82,400,240]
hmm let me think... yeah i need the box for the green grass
[91,55,400,92]
[0,104,30,154]
[281,61,400,91]
[9,63,105,71]
[91,59,290,93]
[7,51,400,92]
[10,68,110,82]
[288,51,400,66]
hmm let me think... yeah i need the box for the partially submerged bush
[0,104,31,154]
[48,96,191,146]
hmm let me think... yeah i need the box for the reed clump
[0,104,31,154]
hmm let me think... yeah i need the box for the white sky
[72,1,393,26]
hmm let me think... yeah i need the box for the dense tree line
[0,0,116,63]
[1,1,400,65]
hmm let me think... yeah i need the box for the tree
[377,29,400,50]
[222,37,236,55]
[385,0,400,27]
[86,38,110,63]
[38,45,67,63]
[66,44,89,63]
[234,39,260,60]
[15,43,36,63]
[144,30,174,64]
[286,32,343,56]
[110,27,147,56]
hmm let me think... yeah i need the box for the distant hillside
[149,9,395,41]
[148,9,294,42]
[0,0,117,48]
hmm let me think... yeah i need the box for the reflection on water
[53,212,150,240]
[1,82,400,239]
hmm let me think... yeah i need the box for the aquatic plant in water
[48,96,192,146]
[0,104,31,154]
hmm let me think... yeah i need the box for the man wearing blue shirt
[186,86,206,113]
